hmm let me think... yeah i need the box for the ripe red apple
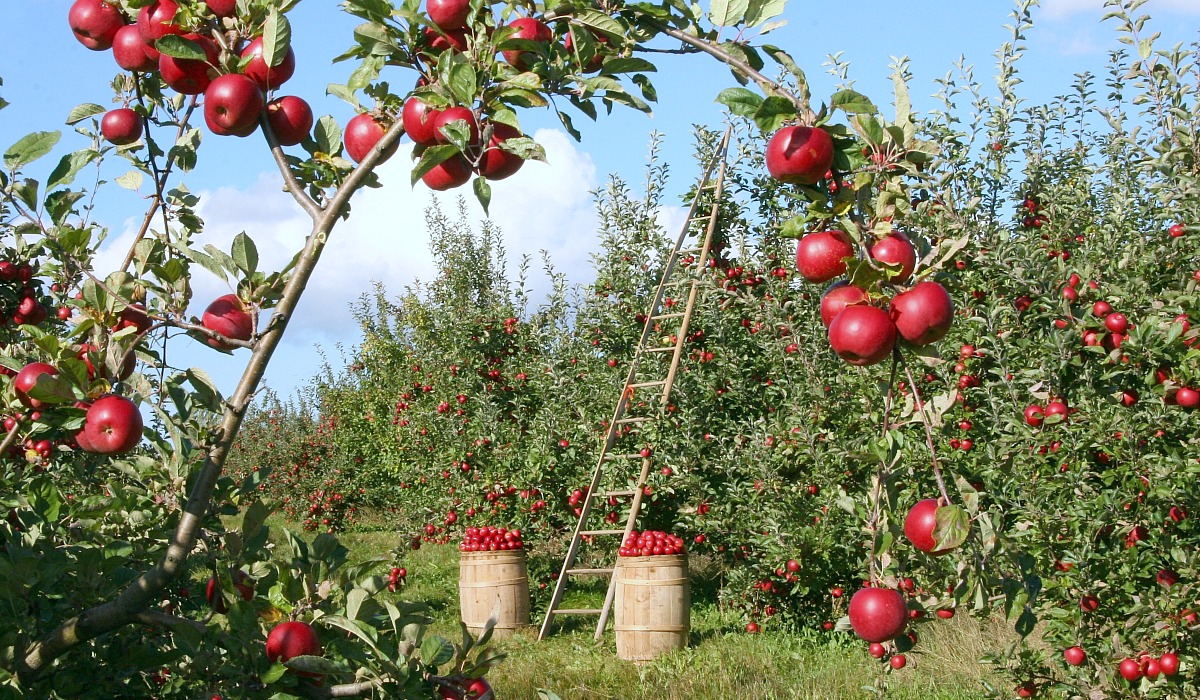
[206,0,238,17]
[1023,405,1044,427]
[820,282,868,327]
[827,305,896,366]
[869,232,917,283]
[1104,312,1129,334]
[868,642,886,658]
[70,0,126,51]
[795,230,854,283]
[765,125,834,185]
[205,572,253,612]
[1169,223,1186,237]
[266,96,313,146]
[83,395,144,455]
[501,17,553,70]
[564,29,608,73]
[889,281,953,345]
[1119,658,1142,682]
[137,0,182,42]
[14,363,59,410]
[1158,652,1179,676]
[1064,646,1086,666]
[240,36,296,90]
[266,621,322,668]
[889,654,906,670]
[847,587,908,643]
[158,33,219,95]
[201,294,253,350]
[1044,400,1069,422]
[112,24,159,72]
[422,26,469,54]
[1175,386,1199,408]
[101,108,143,146]
[402,97,442,146]
[903,498,954,555]
[1092,300,1112,316]
[476,122,524,180]
[432,106,481,146]
[427,0,472,30]
[204,74,264,137]
[344,113,398,164]
[422,155,473,191]
[744,621,759,634]
[115,303,152,334]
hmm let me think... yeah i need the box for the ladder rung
[628,381,667,389]
[678,246,704,254]
[605,490,636,497]
[604,453,646,460]
[651,312,686,320]
[579,530,623,536]
[615,416,652,424]
[553,608,602,615]
[647,346,676,353]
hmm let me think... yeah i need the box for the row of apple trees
[232,2,1199,696]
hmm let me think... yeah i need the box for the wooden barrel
[459,550,530,638]
[614,554,690,661]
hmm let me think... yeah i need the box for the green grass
[302,521,1006,699]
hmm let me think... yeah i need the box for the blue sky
[3,0,1199,400]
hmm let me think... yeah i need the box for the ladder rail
[538,126,732,642]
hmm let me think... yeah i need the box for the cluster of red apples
[68,0,537,192]
[619,530,686,557]
[12,360,142,458]
[459,525,524,552]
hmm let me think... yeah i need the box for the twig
[900,356,952,505]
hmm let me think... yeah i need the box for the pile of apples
[619,530,686,557]
[459,526,524,552]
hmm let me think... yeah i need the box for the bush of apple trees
[1,0,845,697]
[228,1,1200,697]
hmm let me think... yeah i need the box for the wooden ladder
[538,127,732,642]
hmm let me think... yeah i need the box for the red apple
[136,0,182,42]
[204,74,264,137]
[1044,400,1069,422]
[903,498,954,555]
[101,108,143,146]
[112,24,159,72]
[765,125,834,185]
[205,572,253,612]
[1158,652,1179,676]
[422,26,469,54]
[795,230,854,283]
[83,395,144,455]
[344,113,398,164]
[1064,646,1086,666]
[868,642,886,658]
[240,36,296,90]
[501,17,553,71]
[889,654,906,670]
[158,33,219,95]
[889,281,953,345]
[402,97,442,146]
[1104,312,1129,334]
[475,122,524,180]
[14,363,59,410]
[869,232,917,283]
[1175,386,1199,408]
[432,106,480,145]
[1169,223,1186,237]
[564,29,608,73]
[820,282,868,328]
[422,155,473,191]
[201,294,253,350]
[461,678,493,700]
[69,0,126,51]
[115,303,152,334]
[265,96,313,146]
[827,305,896,366]
[427,0,472,30]
[847,587,907,643]
[265,621,322,669]
[1023,405,1044,427]
[206,0,238,18]
[1119,658,1142,682]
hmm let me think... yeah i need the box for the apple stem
[901,357,953,506]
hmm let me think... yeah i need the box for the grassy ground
[289,521,1006,699]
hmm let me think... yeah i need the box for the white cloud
[1040,0,1200,19]
[92,129,602,395]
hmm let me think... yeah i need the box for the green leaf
[447,58,477,107]
[186,368,224,412]
[745,0,786,27]
[261,662,288,684]
[933,504,969,552]
[262,9,293,69]
[26,372,78,406]
[45,190,86,226]
[409,144,459,186]
[284,655,338,676]
[420,635,455,666]
[752,96,797,133]
[830,90,878,115]
[116,170,145,190]
[313,115,342,155]
[473,176,491,215]
[203,244,238,276]
[5,131,61,171]
[155,35,207,61]
[709,0,748,27]
[1015,608,1037,638]
[12,178,39,210]
[231,232,259,276]
[598,58,656,74]
[715,87,763,118]
[66,103,107,126]
[48,149,100,190]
